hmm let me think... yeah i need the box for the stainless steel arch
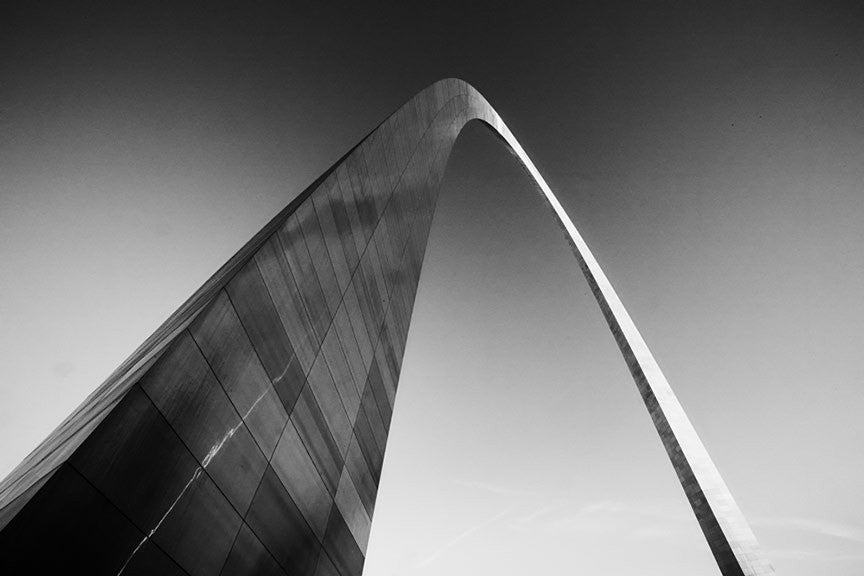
[0,79,773,576]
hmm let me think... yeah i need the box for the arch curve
[0,79,773,576]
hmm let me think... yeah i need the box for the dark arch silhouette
[0,79,773,576]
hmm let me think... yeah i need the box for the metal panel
[226,260,303,412]
[189,290,288,459]
[312,176,354,293]
[296,201,342,317]
[140,331,267,516]
[321,508,365,576]
[271,422,332,540]
[246,466,320,576]
[220,523,286,576]
[343,435,377,518]
[71,386,243,576]
[276,214,333,345]
[289,385,344,497]
[334,471,371,553]
[0,464,144,574]
[320,326,361,425]
[332,305,367,397]
[340,282,374,369]
[255,238,320,374]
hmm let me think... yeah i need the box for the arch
[0,79,773,575]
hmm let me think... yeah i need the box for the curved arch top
[0,79,772,576]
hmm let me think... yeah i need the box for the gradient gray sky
[1,2,863,575]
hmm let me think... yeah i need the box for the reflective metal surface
[0,79,773,576]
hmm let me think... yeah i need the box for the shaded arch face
[0,79,772,576]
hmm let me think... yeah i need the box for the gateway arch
[0,79,774,576]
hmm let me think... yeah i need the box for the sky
[1,1,863,574]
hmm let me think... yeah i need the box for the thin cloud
[581,499,629,514]
[550,499,630,533]
[769,547,864,562]
[451,478,535,496]
[755,516,864,544]
[413,507,516,569]
[523,498,691,541]
[507,504,556,530]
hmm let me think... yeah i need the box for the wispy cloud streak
[414,507,515,569]
[452,478,535,496]
[755,515,864,544]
